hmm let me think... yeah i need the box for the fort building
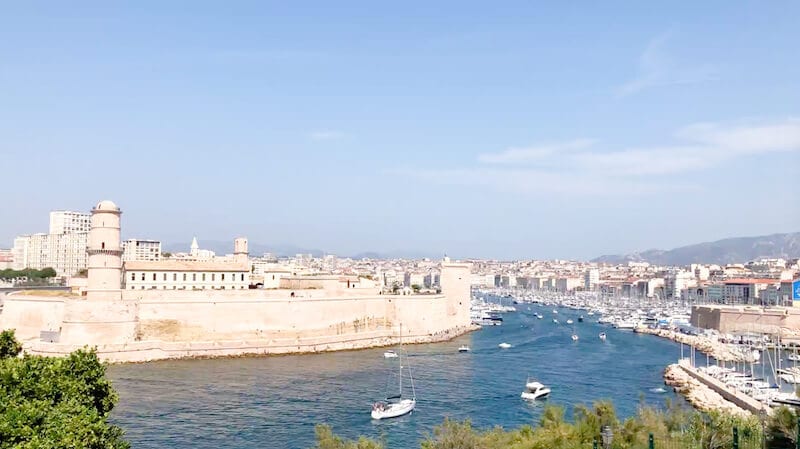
[0,200,473,362]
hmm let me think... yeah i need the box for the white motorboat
[599,332,607,341]
[552,310,558,314]
[536,314,543,319]
[571,334,579,341]
[587,311,595,316]
[552,318,559,324]
[787,353,800,362]
[458,345,470,353]
[498,342,512,349]
[566,319,574,325]
[521,379,551,401]
[372,326,416,420]
[383,350,398,358]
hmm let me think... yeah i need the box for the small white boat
[371,398,415,420]
[587,311,595,316]
[536,314,543,319]
[521,379,551,401]
[571,334,579,341]
[599,332,607,341]
[552,318,559,324]
[553,310,558,314]
[458,345,470,353]
[566,319,574,325]
[787,353,800,362]
[384,350,399,358]
[498,342,512,349]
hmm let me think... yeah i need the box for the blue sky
[1,1,798,260]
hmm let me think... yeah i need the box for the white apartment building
[584,268,600,291]
[122,239,162,262]
[12,232,88,276]
[665,270,695,299]
[49,210,91,234]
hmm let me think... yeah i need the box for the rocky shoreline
[635,327,749,362]
[663,363,750,416]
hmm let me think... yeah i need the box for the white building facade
[123,260,250,290]
[122,239,162,262]
[12,232,88,276]
[49,210,91,235]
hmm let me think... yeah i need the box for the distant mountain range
[592,232,800,266]
[162,240,438,260]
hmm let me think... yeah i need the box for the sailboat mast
[399,323,403,397]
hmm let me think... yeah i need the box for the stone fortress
[0,200,473,362]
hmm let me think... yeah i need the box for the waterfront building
[122,239,162,262]
[584,268,599,291]
[722,278,776,304]
[665,270,695,299]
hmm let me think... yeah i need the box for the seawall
[25,324,478,363]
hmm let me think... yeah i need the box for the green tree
[311,424,383,449]
[0,330,22,359]
[39,267,57,278]
[0,340,129,449]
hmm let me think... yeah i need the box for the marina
[109,302,686,448]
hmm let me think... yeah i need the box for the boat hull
[371,399,415,420]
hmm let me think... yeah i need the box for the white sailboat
[372,326,416,420]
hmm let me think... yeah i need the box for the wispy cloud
[309,130,347,142]
[477,139,595,164]
[396,118,800,196]
[616,32,717,97]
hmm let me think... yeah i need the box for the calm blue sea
[108,304,686,448]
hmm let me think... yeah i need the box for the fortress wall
[137,295,394,341]
[0,295,64,340]
[691,305,800,334]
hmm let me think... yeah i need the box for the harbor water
[108,305,687,448]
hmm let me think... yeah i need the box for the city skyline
[2,2,799,259]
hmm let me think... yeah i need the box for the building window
[221,274,225,281]
[163,273,167,281]
[193,273,196,281]
[173,273,177,281]
[141,273,145,281]
[211,274,215,281]
[183,273,187,281]
[153,273,157,281]
[131,273,135,281]
[241,274,244,281]
[202,273,206,281]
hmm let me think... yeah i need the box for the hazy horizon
[2,2,799,260]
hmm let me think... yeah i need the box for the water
[108,305,686,448]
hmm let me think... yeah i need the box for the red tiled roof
[723,278,778,285]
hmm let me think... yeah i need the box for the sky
[1,1,799,260]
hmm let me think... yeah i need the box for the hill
[592,232,800,266]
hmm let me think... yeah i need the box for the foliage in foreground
[313,399,800,449]
[0,330,129,449]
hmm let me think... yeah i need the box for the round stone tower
[234,237,248,264]
[87,200,123,298]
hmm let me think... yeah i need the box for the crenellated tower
[86,200,123,298]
